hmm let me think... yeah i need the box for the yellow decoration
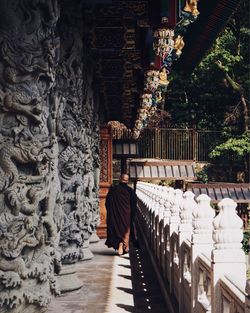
[159,67,169,86]
[184,0,199,17]
[174,35,185,56]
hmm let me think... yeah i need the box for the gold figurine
[174,35,185,56]
[159,67,169,86]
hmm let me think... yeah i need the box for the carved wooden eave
[84,0,241,130]
[174,0,242,73]
[83,1,149,128]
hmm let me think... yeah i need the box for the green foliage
[209,132,250,158]
[196,166,209,183]
[242,230,250,255]
[166,0,249,131]
[159,180,175,187]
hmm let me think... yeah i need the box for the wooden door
[97,125,112,238]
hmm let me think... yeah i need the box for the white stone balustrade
[136,182,248,313]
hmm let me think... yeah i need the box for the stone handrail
[136,182,248,313]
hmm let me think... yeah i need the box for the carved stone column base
[57,264,83,293]
[90,231,100,243]
[80,239,94,260]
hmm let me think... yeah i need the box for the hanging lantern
[153,17,175,61]
[138,107,148,120]
[144,69,159,93]
[141,92,153,109]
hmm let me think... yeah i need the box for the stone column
[0,0,61,311]
[55,0,100,291]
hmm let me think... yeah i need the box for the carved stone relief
[0,0,61,311]
[0,0,101,310]
[56,0,100,264]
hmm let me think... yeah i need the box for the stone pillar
[90,231,101,243]
[191,194,215,312]
[55,0,100,291]
[0,0,61,311]
[211,198,246,313]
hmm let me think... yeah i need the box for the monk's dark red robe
[105,183,137,252]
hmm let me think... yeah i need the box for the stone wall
[0,0,100,312]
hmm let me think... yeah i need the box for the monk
[105,173,137,255]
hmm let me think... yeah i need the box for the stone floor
[48,237,169,313]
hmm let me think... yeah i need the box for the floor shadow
[118,264,131,269]
[116,304,135,312]
[122,256,130,260]
[118,274,132,280]
[117,287,133,294]
[93,250,117,256]
[128,224,170,313]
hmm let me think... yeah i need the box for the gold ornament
[184,0,199,17]
[174,35,185,56]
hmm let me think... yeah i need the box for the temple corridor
[48,232,169,313]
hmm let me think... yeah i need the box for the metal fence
[138,128,222,161]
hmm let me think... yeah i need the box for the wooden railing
[138,128,222,161]
[136,182,249,313]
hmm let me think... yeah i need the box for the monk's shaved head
[120,174,129,183]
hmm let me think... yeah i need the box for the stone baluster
[211,198,246,313]
[163,187,174,226]
[178,191,196,313]
[156,195,165,262]
[150,193,156,247]
[143,187,150,238]
[169,189,183,294]
[152,192,161,254]
[159,187,173,278]
[179,191,196,243]
[191,194,215,312]
[170,189,183,235]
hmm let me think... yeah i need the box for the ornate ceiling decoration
[84,0,149,128]
[83,0,241,133]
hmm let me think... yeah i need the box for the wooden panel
[97,125,112,238]
[129,164,136,179]
[144,166,151,177]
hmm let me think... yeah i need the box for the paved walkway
[48,236,169,313]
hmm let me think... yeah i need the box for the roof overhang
[187,183,250,203]
[129,159,197,181]
[174,0,241,73]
